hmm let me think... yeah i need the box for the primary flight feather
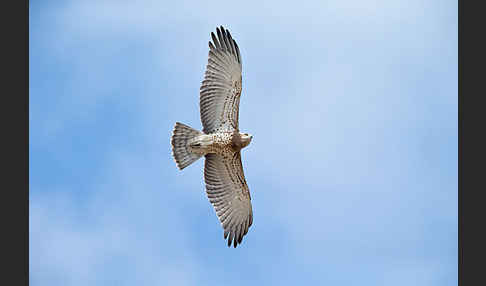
[171,26,253,248]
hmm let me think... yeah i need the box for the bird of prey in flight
[171,26,253,248]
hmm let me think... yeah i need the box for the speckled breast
[208,132,235,155]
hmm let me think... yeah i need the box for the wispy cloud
[30,0,457,285]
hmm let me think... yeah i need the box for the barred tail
[171,122,203,170]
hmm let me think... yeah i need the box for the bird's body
[170,26,253,248]
[189,131,252,155]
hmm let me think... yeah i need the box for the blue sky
[30,0,457,285]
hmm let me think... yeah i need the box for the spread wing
[204,152,253,248]
[200,26,242,134]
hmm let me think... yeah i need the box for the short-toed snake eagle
[171,26,253,248]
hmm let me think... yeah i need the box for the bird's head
[239,132,253,148]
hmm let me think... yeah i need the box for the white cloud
[30,149,203,285]
[30,0,457,284]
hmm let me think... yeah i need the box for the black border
[3,0,29,285]
[459,1,484,285]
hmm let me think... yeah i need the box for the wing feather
[211,32,221,50]
[200,26,242,134]
[204,152,253,248]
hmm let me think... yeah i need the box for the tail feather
[171,122,203,170]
